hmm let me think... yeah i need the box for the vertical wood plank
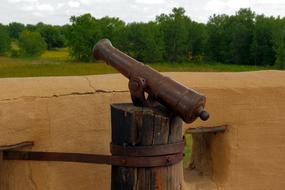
[111,104,183,190]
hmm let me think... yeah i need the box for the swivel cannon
[93,39,209,123]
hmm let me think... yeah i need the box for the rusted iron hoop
[2,142,184,167]
[111,141,184,157]
[3,151,183,168]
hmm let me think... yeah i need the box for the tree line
[0,7,284,69]
[0,22,67,57]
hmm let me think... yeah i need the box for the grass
[183,134,192,168]
[41,48,70,62]
[0,48,271,78]
[0,58,269,78]
[0,57,116,78]
[151,62,269,72]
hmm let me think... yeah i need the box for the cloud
[21,5,34,11]
[258,0,285,4]
[204,0,285,16]
[135,0,165,5]
[37,4,55,11]
[21,3,55,12]
[204,0,226,11]
[205,0,252,12]
[32,12,44,17]
[8,0,37,2]
[68,1,80,8]
[8,0,38,3]
[79,0,92,5]
[56,3,65,9]
[0,0,284,25]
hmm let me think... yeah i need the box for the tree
[19,31,47,56]
[140,22,165,63]
[206,14,230,62]
[157,7,189,62]
[228,9,255,65]
[66,14,128,61]
[122,22,164,63]
[66,14,100,61]
[250,15,275,66]
[0,24,11,55]
[273,18,285,69]
[8,22,25,39]
[26,24,37,32]
[187,21,207,61]
[37,24,65,49]
[207,9,255,65]
[96,16,125,47]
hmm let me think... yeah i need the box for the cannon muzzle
[93,39,209,123]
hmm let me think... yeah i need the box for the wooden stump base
[111,103,183,190]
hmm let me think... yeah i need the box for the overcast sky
[0,0,284,25]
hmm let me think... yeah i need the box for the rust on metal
[93,39,209,123]
[110,141,184,157]
[3,142,184,168]
[186,125,227,134]
[3,151,183,167]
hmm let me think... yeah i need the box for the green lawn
[0,49,270,78]
[0,57,117,78]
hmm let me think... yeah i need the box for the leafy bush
[10,49,21,58]
[19,31,47,56]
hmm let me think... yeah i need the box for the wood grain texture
[111,103,183,190]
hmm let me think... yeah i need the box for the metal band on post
[110,141,184,157]
[2,141,184,168]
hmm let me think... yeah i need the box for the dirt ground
[0,71,284,190]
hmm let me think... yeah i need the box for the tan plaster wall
[0,71,284,190]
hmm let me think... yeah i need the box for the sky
[0,0,284,25]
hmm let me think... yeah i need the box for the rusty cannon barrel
[93,39,209,123]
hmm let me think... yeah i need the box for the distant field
[0,48,271,78]
[41,48,70,62]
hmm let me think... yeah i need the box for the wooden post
[111,103,183,190]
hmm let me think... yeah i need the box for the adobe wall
[0,71,284,190]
